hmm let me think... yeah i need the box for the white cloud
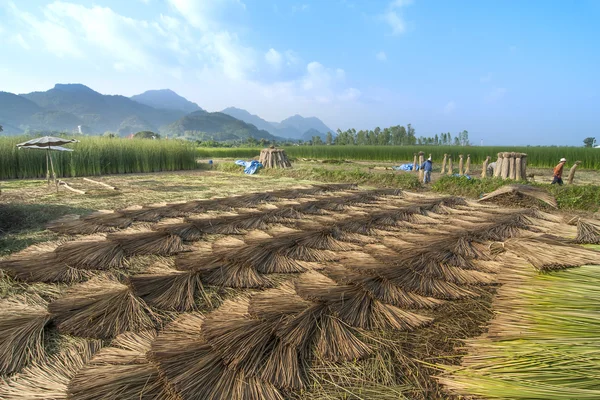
[11,33,30,50]
[265,48,283,70]
[485,88,507,103]
[376,51,387,61]
[480,72,492,83]
[380,0,413,36]
[443,101,456,115]
[167,0,246,31]
[339,88,361,101]
[284,50,300,66]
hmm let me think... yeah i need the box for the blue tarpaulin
[235,160,263,175]
[392,163,420,171]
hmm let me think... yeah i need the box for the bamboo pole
[83,178,118,190]
[494,153,503,178]
[418,151,425,181]
[458,154,464,176]
[567,161,582,184]
[440,154,447,174]
[464,154,471,175]
[447,156,453,176]
[58,180,86,194]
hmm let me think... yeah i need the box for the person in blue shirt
[421,156,433,184]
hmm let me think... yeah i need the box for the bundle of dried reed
[108,230,185,256]
[0,339,102,399]
[55,239,124,270]
[0,297,52,375]
[574,219,600,244]
[49,278,157,339]
[67,331,174,400]
[505,237,600,271]
[478,184,558,208]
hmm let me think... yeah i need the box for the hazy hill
[0,92,43,134]
[20,84,186,134]
[131,89,202,114]
[162,110,279,141]
[221,108,335,139]
[301,128,327,142]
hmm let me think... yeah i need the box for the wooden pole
[458,154,464,176]
[83,178,118,190]
[447,156,453,176]
[48,152,58,192]
[58,180,86,194]
[46,149,50,185]
[440,154,447,174]
[567,161,581,184]
[418,151,425,181]
[482,156,491,178]
[494,153,503,178]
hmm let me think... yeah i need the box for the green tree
[134,131,160,139]
[326,131,333,145]
[312,136,323,145]
[458,130,470,146]
[103,131,116,138]
[583,137,596,147]
[0,125,3,133]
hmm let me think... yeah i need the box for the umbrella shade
[19,145,74,152]
[16,136,79,148]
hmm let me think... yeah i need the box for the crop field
[0,137,198,180]
[0,175,599,399]
[198,146,600,169]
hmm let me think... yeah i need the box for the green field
[0,137,198,179]
[198,146,600,169]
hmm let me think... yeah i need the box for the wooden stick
[83,178,118,190]
[58,180,86,194]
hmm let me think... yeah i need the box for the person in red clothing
[551,158,567,185]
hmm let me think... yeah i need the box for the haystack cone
[259,147,292,169]
[440,154,448,174]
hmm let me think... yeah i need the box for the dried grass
[55,239,124,270]
[505,237,600,271]
[478,184,558,208]
[49,278,157,339]
[574,219,600,244]
[108,230,185,256]
[0,296,51,375]
[0,339,102,399]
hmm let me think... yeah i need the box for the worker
[421,156,433,184]
[551,158,567,185]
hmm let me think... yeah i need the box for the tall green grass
[440,262,600,399]
[0,137,198,179]
[196,146,599,169]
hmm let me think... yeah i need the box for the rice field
[0,136,198,179]
[197,146,600,169]
[0,182,598,399]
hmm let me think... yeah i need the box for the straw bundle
[324,263,443,309]
[0,245,94,283]
[315,313,372,362]
[48,211,132,235]
[0,298,51,375]
[464,154,471,175]
[440,154,447,174]
[505,238,600,271]
[130,269,209,311]
[55,239,124,270]
[574,219,600,244]
[259,147,292,169]
[67,331,174,400]
[186,255,274,288]
[108,230,185,256]
[49,278,157,339]
[0,339,102,399]
[479,184,558,208]
[295,272,432,331]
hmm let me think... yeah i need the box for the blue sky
[0,0,598,145]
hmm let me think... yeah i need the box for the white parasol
[16,136,79,184]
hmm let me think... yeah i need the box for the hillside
[0,92,43,134]
[131,89,202,114]
[19,84,186,134]
[162,110,279,141]
[221,107,334,139]
[301,128,327,142]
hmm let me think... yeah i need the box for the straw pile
[259,147,292,169]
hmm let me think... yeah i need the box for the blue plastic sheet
[392,163,420,171]
[235,160,263,175]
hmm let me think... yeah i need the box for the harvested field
[0,183,599,399]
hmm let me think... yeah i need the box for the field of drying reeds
[0,182,599,399]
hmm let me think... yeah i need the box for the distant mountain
[0,92,43,134]
[301,128,327,142]
[220,108,334,140]
[162,110,279,141]
[131,89,202,114]
[221,107,277,134]
[19,84,186,134]
[277,114,334,139]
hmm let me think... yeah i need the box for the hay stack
[259,147,292,169]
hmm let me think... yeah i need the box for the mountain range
[0,84,334,142]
